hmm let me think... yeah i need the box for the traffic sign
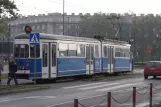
[30,33,40,45]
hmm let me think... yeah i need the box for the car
[144,61,161,79]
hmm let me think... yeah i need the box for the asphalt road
[1,68,161,107]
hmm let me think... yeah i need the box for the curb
[0,86,50,96]
[90,74,143,81]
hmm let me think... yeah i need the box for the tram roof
[14,33,98,42]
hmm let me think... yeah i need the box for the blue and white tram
[101,40,132,74]
[14,33,132,80]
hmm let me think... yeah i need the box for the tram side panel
[114,47,131,73]
[114,58,130,72]
[57,58,86,77]
[94,58,101,73]
[15,58,42,79]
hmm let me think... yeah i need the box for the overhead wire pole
[8,22,10,64]
[63,0,65,35]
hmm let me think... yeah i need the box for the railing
[69,83,160,107]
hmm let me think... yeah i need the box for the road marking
[63,82,106,89]
[79,83,119,90]
[136,102,149,107]
[96,84,135,92]
[0,96,56,103]
[45,94,106,107]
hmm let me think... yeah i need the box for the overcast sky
[14,0,161,16]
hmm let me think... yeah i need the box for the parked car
[144,61,161,79]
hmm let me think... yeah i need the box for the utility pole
[68,16,69,35]
[8,23,10,64]
[63,0,65,35]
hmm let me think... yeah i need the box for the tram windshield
[30,45,40,58]
[14,44,29,58]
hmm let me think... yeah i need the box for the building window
[32,26,35,30]
[59,25,63,29]
[37,25,40,29]
[68,25,71,29]
[22,26,25,31]
[42,25,45,29]
[59,32,63,35]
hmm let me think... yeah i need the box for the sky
[14,0,161,16]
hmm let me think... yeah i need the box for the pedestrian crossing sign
[30,33,40,45]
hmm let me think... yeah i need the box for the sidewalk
[0,79,33,85]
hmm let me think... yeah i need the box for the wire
[78,102,88,107]
[94,97,107,107]
[111,93,132,104]
[136,89,149,95]
[47,0,82,9]
[17,4,52,13]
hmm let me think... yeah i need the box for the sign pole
[34,45,36,85]
[29,32,40,85]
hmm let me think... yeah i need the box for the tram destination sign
[30,33,40,45]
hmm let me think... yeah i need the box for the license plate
[150,68,155,70]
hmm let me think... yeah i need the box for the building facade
[10,13,82,38]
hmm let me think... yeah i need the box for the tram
[14,33,133,81]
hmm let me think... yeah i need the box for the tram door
[108,46,114,73]
[50,43,57,78]
[42,43,49,78]
[86,44,94,74]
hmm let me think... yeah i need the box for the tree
[0,0,18,18]
[0,0,18,36]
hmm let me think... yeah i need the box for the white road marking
[45,94,106,107]
[79,83,119,90]
[63,82,106,89]
[96,84,135,92]
[0,96,56,103]
[136,102,149,107]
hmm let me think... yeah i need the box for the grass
[1,74,8,79]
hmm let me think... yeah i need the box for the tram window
[14,44,29,58]
[14,44,20,57]
[42,44,48,67]
[52,44,56,67]
[115,48,120,57]
[59,43,68,57]
[95,45,99,57]
[124,48,130,57]
[77,44,85,57]
[124,52,130,57]
[68,44,77,56]
[120,52,124,57]
[103,46,108,57]
[30,45,40,58]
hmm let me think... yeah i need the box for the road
[0,68,161,107]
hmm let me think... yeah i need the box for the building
[10,13,82,38]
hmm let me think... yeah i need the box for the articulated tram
[14,33,133,81]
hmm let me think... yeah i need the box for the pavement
[0,68,161,107]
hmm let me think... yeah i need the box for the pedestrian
[7,57,18,86]
[0,60,3,83]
